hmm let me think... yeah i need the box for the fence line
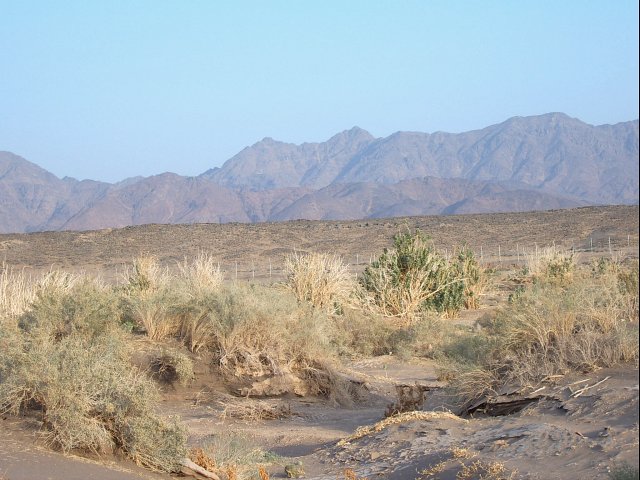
[201,234,639,282]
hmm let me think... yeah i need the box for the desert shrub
[454,246,489,310]
[193,432,280,480]
[0,264,36,321]
[193,284,356,403]
[359,231,470,319]
[176,298,219,353]
[0,276,187,472]
[150,348,194,386]
[329,308,397,357]
[18,277,119,340]
[330,307,450,361]
[284,251,354,314]
[120,256,180,340]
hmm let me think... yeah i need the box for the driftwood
[181,458,222,480]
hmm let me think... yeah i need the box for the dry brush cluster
[446,255,639,409]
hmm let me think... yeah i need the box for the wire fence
[210,234,639,283]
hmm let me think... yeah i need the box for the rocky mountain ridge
[1,113,637,233]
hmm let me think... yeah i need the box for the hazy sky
[1,1,638,182]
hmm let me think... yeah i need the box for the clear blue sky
[1,1,638,183]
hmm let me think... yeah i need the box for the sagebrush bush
[330,308,446,360]
[359,231,474,319]
[189,283,358,403]
[284,251,354,314]
[0,276,187,472]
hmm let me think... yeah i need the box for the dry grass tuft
[121,256,179,340]
[219,400,294,421]
[456,460,515,480]
[447,262,639,409]
[284,251,354,314]
[0,264,35,320]
[177,253,224,297]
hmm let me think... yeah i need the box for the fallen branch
[181,458,222,480]
[571,376,611,398]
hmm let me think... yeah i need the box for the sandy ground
[1,355,637,480]
[160,356,638,480]
[0,416,166,480]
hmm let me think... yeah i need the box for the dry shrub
[0,264,36,320]
[498,268,638,381]
[175,292,221,353]
[455,246,490,310]
[457,460,514,480]
[284,251,353,314]
[177,253,224,297]
[329,308,397,357]
[190,447,217,471]
[219,400,293,421]
[522,245,576,284]
[195,433,278,480]
[331,307,449,361]
[337,411,466,446]
[258,466,270,480]
[150,348,194,386]
[121,256,179,340]
[447,264,639,407]
[0,277,187,472]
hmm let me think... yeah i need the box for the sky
[1,1,638,183]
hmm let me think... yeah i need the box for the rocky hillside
[1,113,637,233]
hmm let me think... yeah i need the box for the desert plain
[0,205,638,480]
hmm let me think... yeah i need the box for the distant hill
[1,113,637,233]
[204,113,639,205]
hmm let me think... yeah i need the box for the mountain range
[1,113,638,233]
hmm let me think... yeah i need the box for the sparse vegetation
[0,277,187,472]
[1,210,637,479]
[446,260,639,408]
[609,463,640,480]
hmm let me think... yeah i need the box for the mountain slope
[1,113,637,233]
[203,126,375,190]
[272,177,584,221]
[205,113,639,204]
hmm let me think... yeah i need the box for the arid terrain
[1,205,638,480]
[1,205,637,280]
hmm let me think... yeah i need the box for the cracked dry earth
[164,356,639,480]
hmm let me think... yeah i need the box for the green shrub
[359,231,470,319]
